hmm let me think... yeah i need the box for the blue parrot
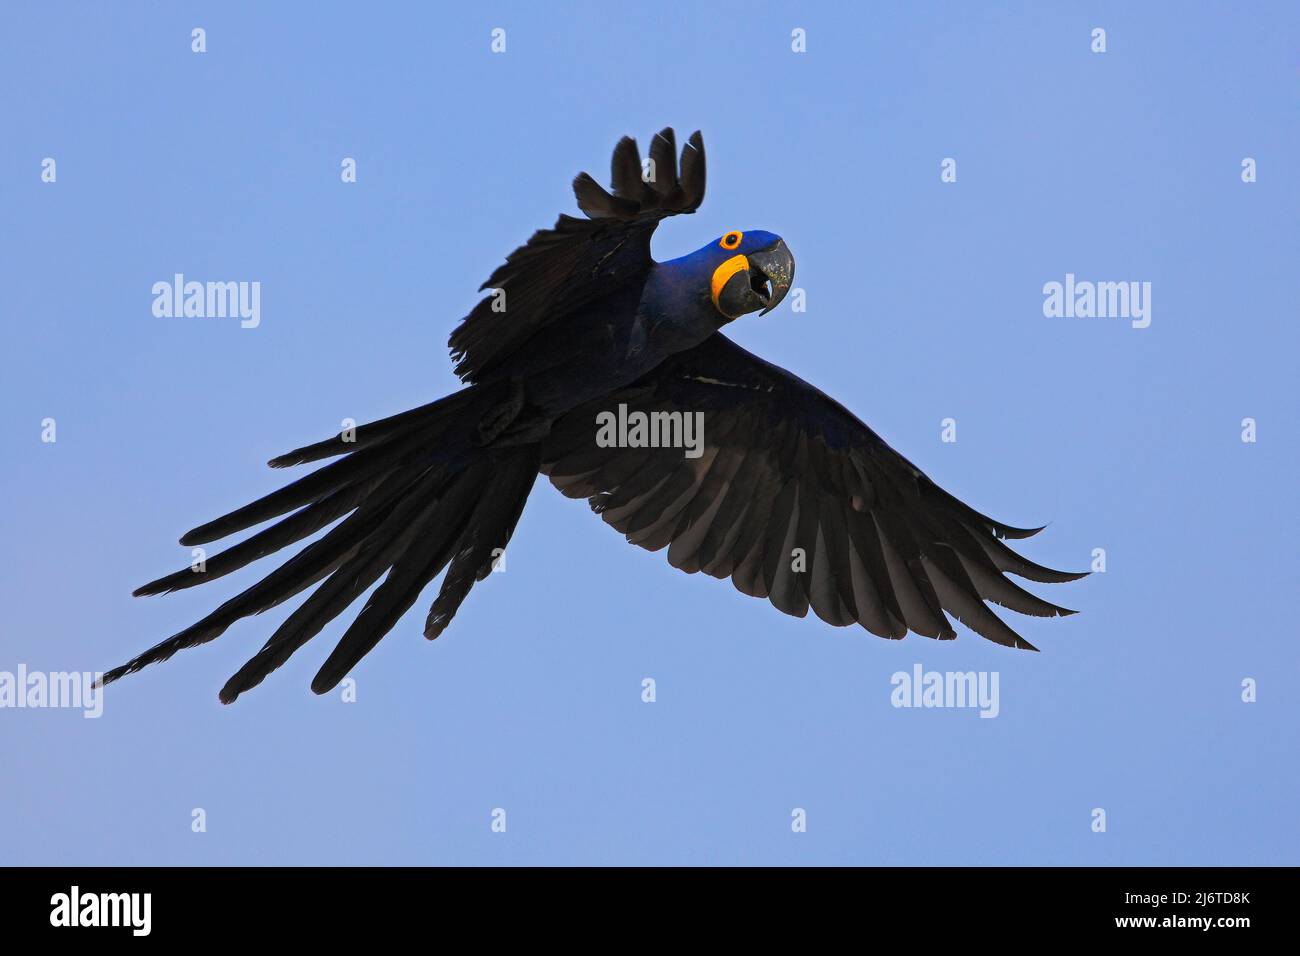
[105,129,1083,702]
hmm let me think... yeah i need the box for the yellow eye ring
[719,230,743,250]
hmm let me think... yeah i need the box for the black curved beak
[747,239,794,315]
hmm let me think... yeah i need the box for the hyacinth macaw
[104,128,1083,702]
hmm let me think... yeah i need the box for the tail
[102,385,540,703]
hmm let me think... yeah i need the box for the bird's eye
[720,231,743,250]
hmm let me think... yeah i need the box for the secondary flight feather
[104,128,1085,702]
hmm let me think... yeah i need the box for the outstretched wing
[448,128,706,382]
[541,333,1086,649]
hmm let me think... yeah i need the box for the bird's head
[678,229,795,320]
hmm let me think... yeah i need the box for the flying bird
[104,129,1085,702]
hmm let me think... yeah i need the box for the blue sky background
[2,2,1296,865]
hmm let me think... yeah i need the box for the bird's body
[478,284,663,419]
[104,129,1083,702]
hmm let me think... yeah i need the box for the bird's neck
[638,260,731,351]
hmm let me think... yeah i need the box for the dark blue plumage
[105,128,1082,703]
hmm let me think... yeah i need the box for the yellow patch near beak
[711,254,749,309]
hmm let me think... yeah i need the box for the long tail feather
[102,465,431,685]
[309,460,495,694]
[424,446,540,640]
[180,437,425,546]
[108,380,541,699]
[267,389,479,469]
[217,467,455,702]
[133,480,378,596]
